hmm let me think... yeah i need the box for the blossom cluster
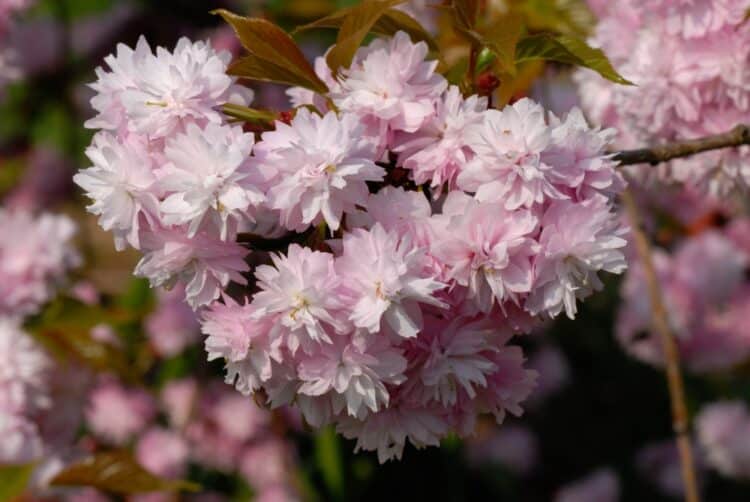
[0,208,82,485]
[84,376,301,501]
[77,30,628,461]
[617,221,750,373]
[576,0,750,195]
[75,36,255,309]
[0,317,52,464]
[0,209,80,317]
[0,316,88,483]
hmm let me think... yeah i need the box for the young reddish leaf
[453,0,480,31]
[50,451,200,494]
[295,7,438,51]
[26,299,137,380]
[212,9,328,94]
[0,464,35,502]
[227,54,327,93]
[482,13,524,74]
[326,0,407,76]
[515,33,633,85]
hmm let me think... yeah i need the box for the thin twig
[614,124,750,166]
[621,189,701,502]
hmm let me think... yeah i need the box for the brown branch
[621,189,701,502]
[614,124,750,166]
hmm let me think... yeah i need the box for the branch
[620,189,702,502]
[614,124,750,166]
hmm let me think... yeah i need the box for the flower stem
[620,189,701,502]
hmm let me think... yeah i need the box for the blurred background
[2,0,750,501]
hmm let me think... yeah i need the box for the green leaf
[0,464,35,502]
[222,103,279,123]
[515,33,633,85]
[325,0,406,75]
[50,451,200,494]
[522,0,596,37]
[314,427,345,501]
[213,9,328,94]
[448,6,520,74]
[295,6,437,51]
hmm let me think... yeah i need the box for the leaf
[212,9,328,94]
[50,451,199,494]
[295,7,438,51]
[448,6,521,74]
[453,0,479,31]
[515,33,633,85]
[27,298,136,380]
[222,103,279,123]
[0,464,35,502]
[325,0,406,75]
[522,0,596,37]
[482,13,524,73]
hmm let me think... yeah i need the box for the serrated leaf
[295,6,437,51]
[50,451,199,494]
[0,464,35,502]
[325,0,406,75]
[515,33,633,85]
[213,9,328,94]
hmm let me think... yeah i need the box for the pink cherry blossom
[434,191,539,313]
[159,122,265,240]
[576,0,750,195]
[0,210,80,317]
[458,98,565,209]
[414,314,510,407]
[75,132,159,251]
[255,109,384,232]
[336,223,446,338]
[161,378,197,429]
[86,36,252,139]
[297,332,407,420]
[527,196,628,319]
[252,244,346,352]
[136,427,190,478]
[238,439,295,490]
[331,31,447,137]
[336,404,450,463]
[135,226,249,309]
[0,317,51,416]
[696,400,750,479]
[393,86,487,192]
[0,412,44,464]
[201,296,280,396]
[85,379,156,445]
